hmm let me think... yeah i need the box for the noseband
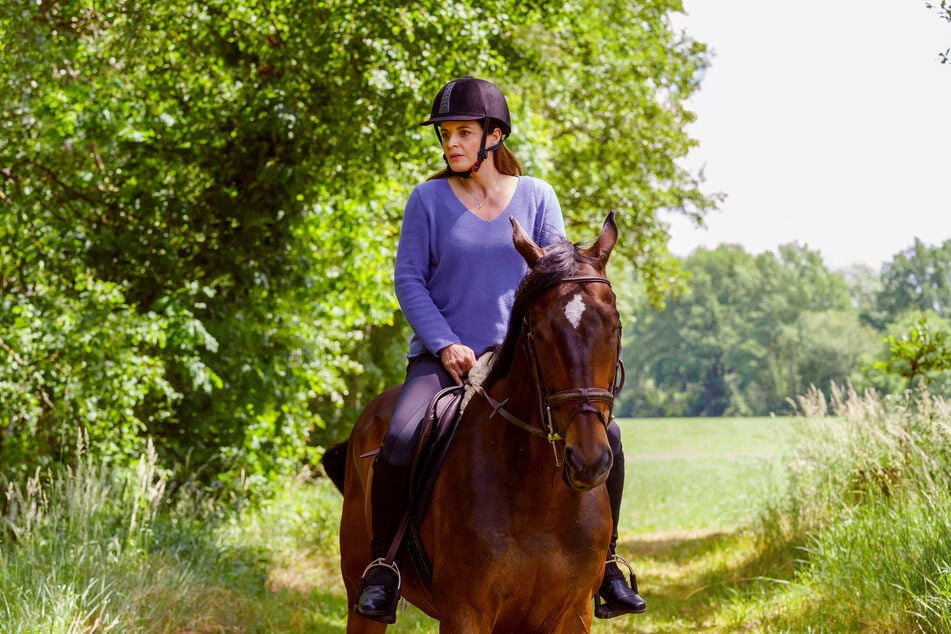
[473,275,625,466]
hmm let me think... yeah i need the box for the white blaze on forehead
[564,293,586,330]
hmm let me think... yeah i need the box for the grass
[294,416,802,633]
[618,416,792,533]
[599,417,801,633]
[5,390,951,632]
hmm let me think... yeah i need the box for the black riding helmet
[420,77,511,178]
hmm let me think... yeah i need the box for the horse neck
[478,337,562,483]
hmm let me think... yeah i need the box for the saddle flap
[401,384,465,590]
[409,385,465,509]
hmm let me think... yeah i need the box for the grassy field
[8,395,951,632]
[618,416,792,533]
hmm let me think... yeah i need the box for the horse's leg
[542,606,593,634]
[340,494,389,634]
[338,507,371,626]
[346,615,389,634]
[338,390,400,632]
[438,611,493,634]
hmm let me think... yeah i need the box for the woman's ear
[488,126,503,145]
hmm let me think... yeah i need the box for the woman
[355,76,646,624]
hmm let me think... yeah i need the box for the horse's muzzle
[563,443,613,491]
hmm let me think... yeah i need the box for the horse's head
[507,213,622,492]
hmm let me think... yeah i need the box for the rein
[474,275,625,466]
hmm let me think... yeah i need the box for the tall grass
[753,385,951,632]
[0,435,261,633]
[0,430,360,634]
[1,436,162,632]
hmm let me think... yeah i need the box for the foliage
[854,240,951,400]
[0,436,307,632]
[752,385,951,632]
[513,0,718,301]
[926,0,951,63]
[1,1,714,485]
[876,238,951,325]
[870,311,951,396]
[616,230,951,420]
[839,262,885,328]
[619,243,877,417]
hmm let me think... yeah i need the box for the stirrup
[355,558,403,624]
[594,553,644,619]
[608,553,637,590]
[360,558,402,590]
[604,553,641,595]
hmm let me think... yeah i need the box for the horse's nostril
[565,445,612,475]
[598,446,614,475]
[564,445,585,474]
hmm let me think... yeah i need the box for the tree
[620,244,874,417]
[840,263,886,328]
[870,311,951,396]
[877,238,951,324]
[1,1,715,484]
[925,1,951,63]
[793,310,880,394]
[515,0,717,301]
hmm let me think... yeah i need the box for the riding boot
[595,444,647,618]
[354,456,411,624]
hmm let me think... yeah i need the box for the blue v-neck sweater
[395,176,566,359]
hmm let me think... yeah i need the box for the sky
[666,0,951,271]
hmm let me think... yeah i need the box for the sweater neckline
[446,176,522,223]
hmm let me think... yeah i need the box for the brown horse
[325,213,623,633]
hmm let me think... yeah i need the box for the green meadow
[4,388,951,632]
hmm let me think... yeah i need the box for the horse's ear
[511,216,545,268]
[583,212,618,268]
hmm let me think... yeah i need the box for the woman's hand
[439,343,476,386]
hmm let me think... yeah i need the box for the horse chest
[429,480,608,572]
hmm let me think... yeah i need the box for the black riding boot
[354,456,410,624]
[595,445,647,618]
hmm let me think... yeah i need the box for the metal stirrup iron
[609,553,638,593]
[361,558,402,591]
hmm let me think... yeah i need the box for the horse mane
[483,238,600,389]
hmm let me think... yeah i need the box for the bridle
[472,275,625,466]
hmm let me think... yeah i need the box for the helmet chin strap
[437,119,505,179]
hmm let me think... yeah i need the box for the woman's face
[439,121,500,172]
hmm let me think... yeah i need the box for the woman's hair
[427,123,522,180]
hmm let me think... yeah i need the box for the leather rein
[470,275,625,467]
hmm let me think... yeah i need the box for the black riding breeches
[378,353,456,468]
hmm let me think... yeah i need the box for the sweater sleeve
[393,187,459,355]
[533,178,567,248]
